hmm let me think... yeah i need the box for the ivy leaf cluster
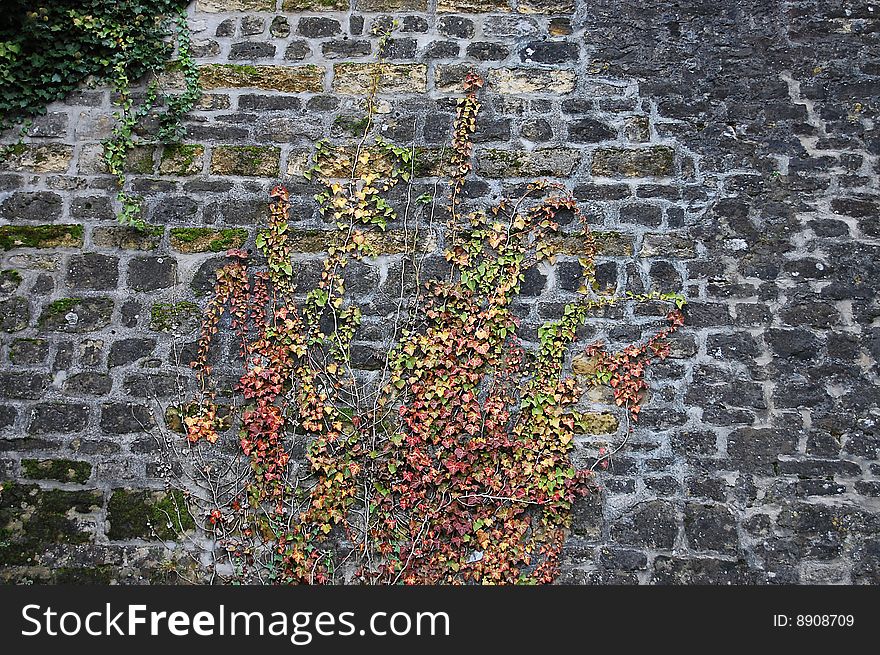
[0,1,188,130]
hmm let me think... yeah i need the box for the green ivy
[0,1,201,227]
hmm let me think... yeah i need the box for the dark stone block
[684,503,738,553]
[467,42,509,61]
[109,338,157,367]
[568,118,616,143]
[229,41,276,59]
[64,372,112,396]
[297,17,341,38]
[0,192,62,222]
[100,403,156,434]
[28,403,89,434]
[127,256,177,291]
[438,16,474,39]
[653,557,755,584]
[520,41,579,64]
[611,500,677,549]
[8,339,48,365]
[66,253,119,290]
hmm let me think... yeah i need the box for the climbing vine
[0,1,200,226]
[165,72,686,585]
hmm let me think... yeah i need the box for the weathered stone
[572,411,619,434]
[0,144,73,173]
[281,0,347,8]
[9,339,48,365]
[568,117,616,143]
[39,298,113,333]
[159,144,204,176]
[106,489,193,540]
[592,147,676,177]
[91,225,163,251]
[21,459,92,484]
[0,192,63,223]
[476,148,580,178]
[0,483,101,565]
[197,0,273,10]
[355,0,427,9]
[518,0,574,12]
[488,68,577,94]
[170,227,247,253]
[28,403,89,434]
[685,503,738,553]
[149,301,201,333]
[100,403,156,434]
[333,63,428,94]
[108,338,157,368]
[66,253,119,290]
[0,224,82,250]
[0,297,29,332]
[611,501,677,549]
[64,372,113,396]
[229,41,276,60]
[200,64,323,93]
[127,256,177,291]
[520,41,579,64]
[641,234,696,259]
[210,145,280,177]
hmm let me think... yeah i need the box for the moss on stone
[572,411,619,435]
[0,269,22,291]
[159,143,204,176]
[149,301,200,332]
[282,0,348,10]
[200,64,323,93]
[92,225,163,250]
[333,114,371,137]
[107,489,194,540]
[0,482,101,566]
[55,566,114,584]
[41,298,80,321]
[210,145,280,177]
[0,224,84,250]
[170,227,247,253]
[124,146,156,174]
[21,458,92,484]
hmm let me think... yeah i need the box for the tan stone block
[211,146,281,177]
[159,144,205,176]
[0,144,73,173]
[197,0,274,11]
[333,63,428,94]
[200,64,324,93]
[489,68,576,94]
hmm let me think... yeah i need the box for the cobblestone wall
[0,0,878,584]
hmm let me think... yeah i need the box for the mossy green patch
[282,0,347,8]
[159,143,204,176]
[170,227,247,253]
[0,482,101,566]
[40,298,80,321]
[124,145,156,174]
[0,224,84,250]
[21,459,92,484]
[0,269,22,292]
[149,301,200,332]
[106,488,194,540]
[55,566,114,584]
[572,411,619,435]
[333,114,371,137]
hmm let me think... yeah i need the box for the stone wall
[0,0,878,584]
